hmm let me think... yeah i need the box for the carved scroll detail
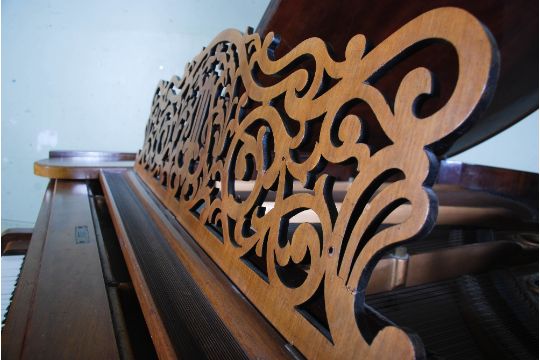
[135,7,498,359]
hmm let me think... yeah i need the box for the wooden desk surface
[34,150,135,180]
[34,157,134,180]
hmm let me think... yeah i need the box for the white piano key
[2,255,25,326]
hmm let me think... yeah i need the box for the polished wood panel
[438,160,539,211]
[20,181,119,359]
[2,182,54,359]
[134,8,498,359]
[34,151,135,179]
[34,158,133,179]
[49,150,136,161]
[2,228,32,255]
[2,181,119,359]
[100,170,177,359]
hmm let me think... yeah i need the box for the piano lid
[257,0,539,157]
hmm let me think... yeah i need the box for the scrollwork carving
[136,7,498,359]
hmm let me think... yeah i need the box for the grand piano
[2,0,538,359]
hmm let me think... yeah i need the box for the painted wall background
[2,0,270,230]
[2,0,538,230]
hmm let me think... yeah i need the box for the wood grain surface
[133,7,498,359]
[2,228,32,255]
[2,182,54,359]
[2,181,119,360]
[34,158,134,179]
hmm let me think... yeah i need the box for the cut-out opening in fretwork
[240,234,269,283]
[333,99,393,157]
[169,171,177,190]
[183,183,194,201]
[171,85,182,96]
[229,141,250,201]
[160,171,168,188]
[188,159,199,174]
[355,302,398,344]
[208,179,221,202]
[205,220,224,243]
[239,153,256,181]
[321,161,358,182]
[237,96,263,126]
[313,69,341,100]
[274,220,319,286]
[173,176,183,201]
[241,218,256,238]
[347,197,410,284]
[245,39,258,63]
[288,114,326,168]
[337,168,406,276]
[172,122,184,149]
[241,119,273,176]
[211,60,224,78]
[189,199,205,218]
[269,93,301,138]
[251,53,316,98]
[229,42,240,69]
[227,216,240,248]
[275,252,310,288]
[368,39,458,123]
[295,276,333,343]
[176,152,184,168]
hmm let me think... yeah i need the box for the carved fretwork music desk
[2,3,538,360]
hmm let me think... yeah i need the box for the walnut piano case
[3,3,537,360]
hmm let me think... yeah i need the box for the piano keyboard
[2,255,25,326]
